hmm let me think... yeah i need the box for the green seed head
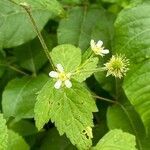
[104,54,129,78]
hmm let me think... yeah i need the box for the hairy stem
[20,3,55,70]
[115,78,124,102]
[0,64,28,76]
[93,95,117,104]
[8,65,29,76]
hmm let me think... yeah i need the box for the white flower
[49,64,72,89]
[104,54,129,78]
[90,39,109,56]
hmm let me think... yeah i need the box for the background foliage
[0,0,150,149]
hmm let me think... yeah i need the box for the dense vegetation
[0,0,150,149]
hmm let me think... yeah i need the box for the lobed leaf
[51,44,81,72]
[73,56,99,82]
[34,80,97,149]
[51,44,99,82]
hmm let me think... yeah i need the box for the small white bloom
[90,39,109,56]
[49,64,72,89]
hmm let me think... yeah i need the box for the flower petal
[97,51,104,56]
[102,49,109,54]
[54,80,62,89]
[96,40,103,48]
[56,64,64,72]
[90,39,95,49]
[64,80,72,88]
[49,71,58,78]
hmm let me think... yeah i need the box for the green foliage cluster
[0,0,150,149]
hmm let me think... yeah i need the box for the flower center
[59,72,68,81]
[93,47,103,54]
[111,60,123,70]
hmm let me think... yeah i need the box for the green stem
[0,64,28,76]
[76,52,94,71]
[20,3,55,70]
[115,78,119,100]
[73,52,98,76]
[93,95,117,104]
[72,67,105,76]
[8,65,28,76]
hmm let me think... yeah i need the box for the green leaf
[93,129,137,150]
[0,0,63,48]
[0,113,8,150]
[94,54,116,96]
[92,122,108,146]
[13,32,53,73]
[73,56,99,82]
[113,3,150,62]
[13,0,65,17]
[101,0,142,8]
[59,0,83,5]
[51,44,81,72]
[34,80,97,149]
[94,71,115,96]
[40,127,76,150]
[58,6,111,51]
[2,74,49,120]
[0,50,6,78]
[7,130,29,150]
[107,102,150,149]
[8,120,38,136]
[123,60,150,135]
[51,44,98,82]
[113,2,150,137]
[91,12,115,49]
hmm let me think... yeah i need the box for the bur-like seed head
[104,54,129,78]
